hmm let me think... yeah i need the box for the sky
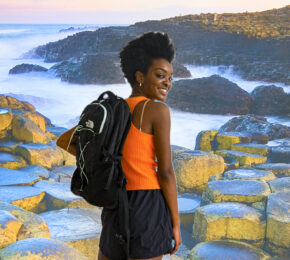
[0,0,289,24]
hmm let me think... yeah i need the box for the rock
[172,61,191,78]
[215,132,251,150]
[219,115,290,140]
[9,63,48,74]
[0,167,41,186]
[187,240,270,260]
[250,85,290,115]
[201,180,271,207]
[166,75,253,114]
[40,208,102,260]
[59,149,76,166]
[15,142,64,169]
[0,210,22,249]
[268,177,290,193]
[0,109,12,133]
[195,130,218,151]
[193,202,266,247]
[173,150,224,193]
[268,146,290,163]
[0,186,45,212]
[22,112,47,132]
[0,201,50,241]
[33,181,93,211]
[171,145,191,161]
[0,141,19,153]
[12,117,51,144]
[52,166,76,183]
[178,194,201,233]
[254,163,290,177]
[0,237,89,259]
[0,95,35,112]
[223,168,276,182]
[18,165,50,179]
[0,152,26,169]
[50,53,125,84]
[265,192,290,257]
[215,150,267,166]
[267,138,290,147]
[231,143,270,156]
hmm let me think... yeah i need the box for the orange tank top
[121,96,161,190]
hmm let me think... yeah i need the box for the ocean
[0,24,289,150]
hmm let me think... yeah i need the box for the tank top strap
[125,96,150,114]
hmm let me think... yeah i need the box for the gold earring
[139,82,142,87]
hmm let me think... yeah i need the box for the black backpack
[68,91,131,257]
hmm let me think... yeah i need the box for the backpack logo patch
[85,120,94,129]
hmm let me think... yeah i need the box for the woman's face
[139,58,173,101]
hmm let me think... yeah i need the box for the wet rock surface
[9,64,48,74]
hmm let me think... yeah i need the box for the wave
[0,29,30,35]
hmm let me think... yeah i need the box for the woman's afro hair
[119,32,175,86]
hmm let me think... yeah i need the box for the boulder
[0,201,50,241]
[0,109,12,133]
[193,202,266,247]
[9,63,48,74]
[171,145,190,161]
[0,237,89,259]
[201,180,271,207]
[50,53,125,84]
[15,142,64,169]
[171,61,191,78]
[223,168,276,182]
[194,130,218,151]
[22,112,47,132]
[215,150,267,166]
[40,208,102,260]
[18,165,50,179]
[0,210,22,249]
[268,177,290,193]
[0,152,27,169]
[265,192,290,257]
[215,132,251,150]
[219,115,290,140]
[0,186,45,212]
[268,146,290,163]
[254,163,290,177]
[231,143,270,156]
[187,240,270,260]
[0,141,19,153]
[12,117,51,144]
[0,95,35,112]
[267,138,290,147]
[173,150,224,193]
[166,75,253,114]
[59,149,76,166]
[51,166,76,183]
[250,85,290,115]
[0,167,41,186]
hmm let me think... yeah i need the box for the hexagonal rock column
[0,152,26,169]
[254,163,290,177]
[201,180,271,210]
[0,237,89,259]
[195,130,218,151]
[33,181,93,212]
[0,186,45,212]
[40,208,102,260]
[268,146,290,163]
[223,168,276,182]
[215,150,267,167]
[0,201,50,240]
[193,202,266,247]
[178,194,201,233]
[215,132,251,150]
[268,177,290,193]
[265,192,290,257]
[231,143,269,156]
[187,240,270,260]
[171,145,190,162]
[0,210,22,249]
[51,166,76,183]
[173,150,224,193]
[15,142,64,169]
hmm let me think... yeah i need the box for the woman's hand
[171,225,181,255]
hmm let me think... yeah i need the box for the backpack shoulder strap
[139,100,150,131]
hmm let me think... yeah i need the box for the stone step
[18,165,50,179]
[215,132,252,150]
[0,152,26,169]
[215,150,267,166]
[254,163,290,177]
[187,240,270,260]
[231,143,269,156]
[268,146,290,164]
[0,141,18,153]
[40,208,102,260]
[268,177,290,193]
[0,238,89,259]
[51,166,76,183]
[0,167,41,186]
[223,168,276,182]
[193,202,266,248]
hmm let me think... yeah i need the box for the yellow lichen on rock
[195,130,218,151]
[231,144,269,156]
[23,112,46,132]
[216,133,246,150]
[0,111,12,132]
[12,192,45,212]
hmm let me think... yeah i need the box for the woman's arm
[152,102,181,255]
[56,126,77,156]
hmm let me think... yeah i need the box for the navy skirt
[99,189,173,259]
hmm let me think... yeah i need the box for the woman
[57,32,180,260]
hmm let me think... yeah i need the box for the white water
[0,25,289,150]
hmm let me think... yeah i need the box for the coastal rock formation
[171,61,191,78]
[166,75,253,114]
[9,64,48,74]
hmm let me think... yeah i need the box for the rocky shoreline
[0,96,289,259]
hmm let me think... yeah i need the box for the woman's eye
[157,74,165,78]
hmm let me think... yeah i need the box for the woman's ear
[135,71,144,85]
